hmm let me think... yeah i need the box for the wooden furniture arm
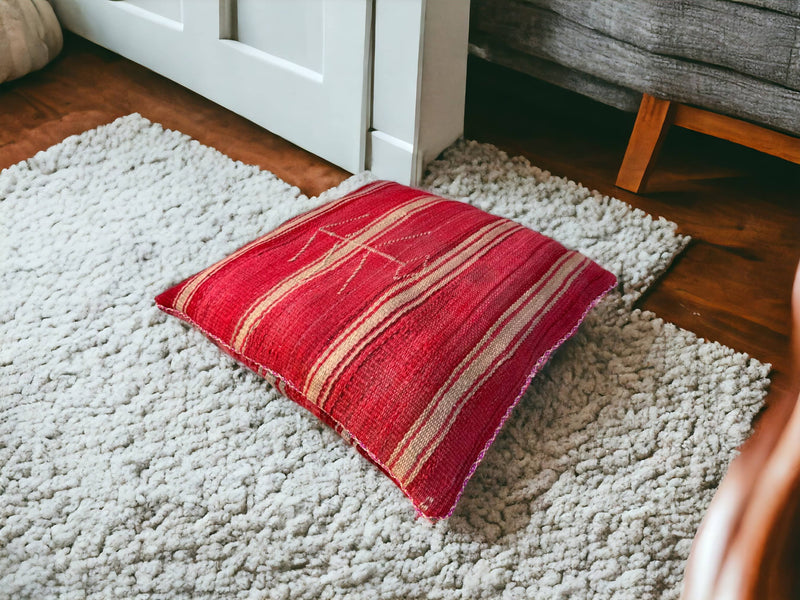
[682,260,800,600]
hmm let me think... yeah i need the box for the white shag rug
[0,115,770,599]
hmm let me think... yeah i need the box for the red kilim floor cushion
[155,180,617,519]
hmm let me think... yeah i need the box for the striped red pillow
[155,181,616,519]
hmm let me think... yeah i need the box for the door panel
[235,0,324,73]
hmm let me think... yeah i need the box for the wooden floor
[3,35,799,406]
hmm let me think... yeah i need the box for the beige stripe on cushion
[231,195,438,352]
[173,181,390,313]
[384,251,581,468]
[303,219,523,408]
[392,253,591,487]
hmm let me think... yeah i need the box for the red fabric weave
[155,181,617,519]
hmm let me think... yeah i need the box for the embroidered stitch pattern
[292,213,433,294]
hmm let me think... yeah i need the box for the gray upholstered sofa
[469,0,800,190]
[470,0,800,136]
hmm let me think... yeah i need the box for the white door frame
[369,0,470,185]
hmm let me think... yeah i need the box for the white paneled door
[51,0,372,174]
[51,0,470,184]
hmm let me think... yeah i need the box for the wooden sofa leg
[616,94,675,193]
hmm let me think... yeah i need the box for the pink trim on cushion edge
[154,301,428,516]
[436,275,619,520]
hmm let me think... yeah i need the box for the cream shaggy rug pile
[0,115,770,599]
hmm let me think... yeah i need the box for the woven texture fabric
[156,180,616,518]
